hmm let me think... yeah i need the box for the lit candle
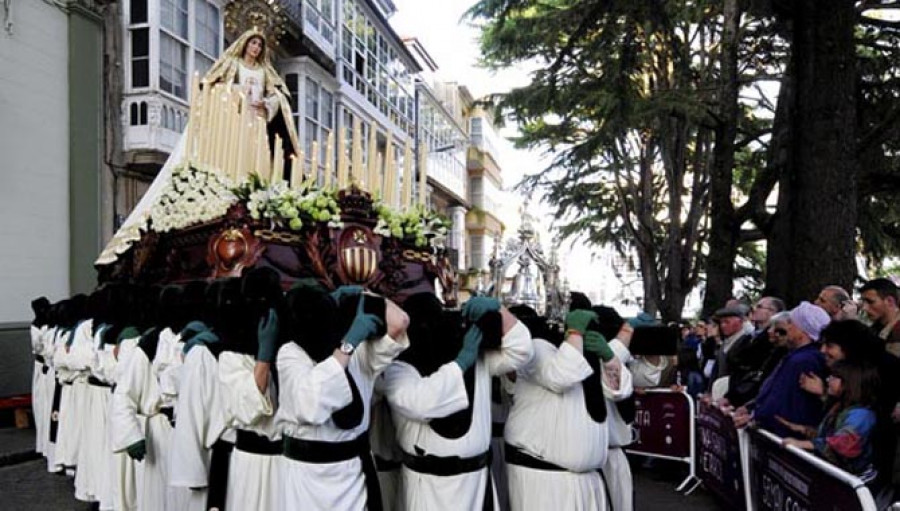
[418,141,427,206]
[351,117,363,186]
[324,131,334,188]
[337,128,348,189]
[367,125,378,193]
[199,84,214,164]
[402,141,412,210]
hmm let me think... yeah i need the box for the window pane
[160,33,187,98]
[132,59,149,88]
[132,27,148,57]
[194,52,213,81]
[130,0,147,24]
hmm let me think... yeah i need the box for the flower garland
[149,164,238,233]
[374,202,450,248]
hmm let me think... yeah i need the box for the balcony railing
[427,150,467,202]
[122,92,188,155]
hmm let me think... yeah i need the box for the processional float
[96,73,456,305]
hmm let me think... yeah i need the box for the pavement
[0,427,726,510]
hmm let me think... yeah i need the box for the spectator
[733,302,830,438]
[708,305,753,397]
[860,278,900,357]
[815,285,858,321]
[725,297,787,406]
[780,361,880,484]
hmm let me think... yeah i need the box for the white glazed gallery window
[305,0,335,44]
[160,32,188,99]
[305,77,334,165]
[194,0,220,79]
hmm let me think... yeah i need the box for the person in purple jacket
[732,301,830,438]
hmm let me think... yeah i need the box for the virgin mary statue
[96,27,301,265]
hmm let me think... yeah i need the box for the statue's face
[244,36,264,61]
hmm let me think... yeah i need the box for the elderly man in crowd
[723,297,786,406]
[732,302,830,438]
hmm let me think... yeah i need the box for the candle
[324,131,334,188]
[351,117,363,186]
[402,141,412,210]
[272,134,284,183]
[235,119,247,183]
[291,150,305,189]
[384,133,394,205]
[310,140,319,185]
[185,72,201,163]
[337,127,348,189]
[367,125,378,193]
[226,93,241,179]
[418,141,427,206]
[375,152,384,199]
[255,119,269,180]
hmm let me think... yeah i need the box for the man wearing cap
[708,305,753,391]
[733,302,829,438]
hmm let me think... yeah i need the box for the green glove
[462,297,501,322]
[583,330,615,362]
[343,295,384,348]
[455,325,483,371]
[257,308,279,362]
[183,330,219,355]
[331,285,364,305]
[126,439,146,461]
[117,326,141,343]
[565,310,598,335]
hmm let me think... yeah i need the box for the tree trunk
[767,0,858,306]
[702,0,743,317]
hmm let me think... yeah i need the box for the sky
[388,0,634,309]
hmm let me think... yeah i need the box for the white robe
[54,320,94,471]
[219,351,280,511]
[602,340,637,511]
[110,329,189,511]
[45,327,66,472]
[170,343,228,511]
[276,333,408,511]
[108,335,142,511]
[382,321,534,511]
[75,324,114,505]
[505,338,609,511]
[31,325,48,455]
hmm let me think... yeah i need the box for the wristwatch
[339,341,355,355]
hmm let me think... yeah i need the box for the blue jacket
[753,342,826,438]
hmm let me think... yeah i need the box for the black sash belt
[283,434,382,511]
[60,379,73,386]
[41,365,49,375]
[504,443,567,472]
[235,430,281,456]
[35,355,45,365]
[491,422,505,438]
[159,406,175,427]
[87,376,112,389]
[401,448,491,476]
[207,438,234,511]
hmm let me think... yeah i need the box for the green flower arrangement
[245,178,343,231]
[374,203,451,248]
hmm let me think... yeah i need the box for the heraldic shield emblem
[338,225,380,285]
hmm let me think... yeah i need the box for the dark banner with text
[627,390,692,460]
[748,428,873,511]
[695,401,746,510]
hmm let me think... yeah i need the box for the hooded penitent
[510,306,606,424]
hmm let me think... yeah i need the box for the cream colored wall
[0,0,70,322]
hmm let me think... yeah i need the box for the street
[0,427,724,510]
